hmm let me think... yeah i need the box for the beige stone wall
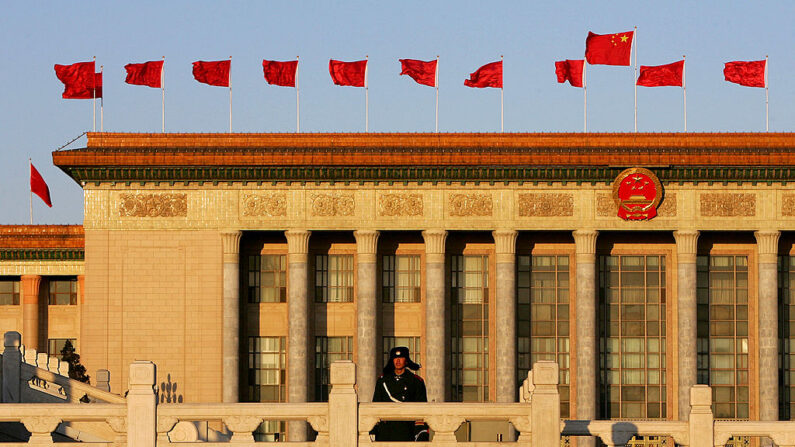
[82,229,222,402]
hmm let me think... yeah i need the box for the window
[247,255,287,303]
[451,255,489,402]
[48,338,77,360]
[383,336,421,368]
[315,255,354,303]
[248,337,286,441]
[48,279,77,305]
[781,256,795,419]
[382,255,421,303]
[517,255,571,417]
[599,255,667,419]
[697,255,749,419]
[314,336,353,401]
[0,278,20,305]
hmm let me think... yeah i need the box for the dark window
[382,255,421,303]
[48,279,77,305]
[247,255,287,303]
[314,336,353,401]
[0,278,20,305]
[315,255,354,303]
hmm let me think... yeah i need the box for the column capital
[573,230,599,255]
[285,230,311,256]
[755,230,781,264]
[422,230,448,264]
[493,229,518,264]
[219,230,243,262]
[674,230,700,264]
[20,274,42,290]
[354,230,380,264]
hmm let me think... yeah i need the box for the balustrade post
[96,369,111,393]
[2,331,22,403]
[688,385,713,447]
[530,361,561,447]
[328,360,357,446]
[127,361,157,447]
[223,416,263,443]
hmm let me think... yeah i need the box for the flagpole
[162,56,166,133]
[29,159,33,225]
[100,65,104,132]
[296,55,300,133]
[435,55,439,133]
[500,55,504,133]
[365,55,369,133]
[583,61,588,132]
[229,56,233,132]
[92,56,96,132]
[683,55,687,132]
[633,26,638,133]
[765,55,769,132]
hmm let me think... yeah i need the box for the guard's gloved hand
[414,422,430,442]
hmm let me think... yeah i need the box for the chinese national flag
[585,31,634,66]
[30,162,52,208]
[636,60,684,87]
[724,60,766,88]
[329,60,367,87]
[262,60,298,87]
[464,61,502,88]
[192,60,230,87]
[555,59,584,87]
[93,72,103,98]
[54,61,99,99]
[399,59,437,87]
[125,61,163,88]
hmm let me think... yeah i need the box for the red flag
[262,60,298,87]
[192,60,230,87]
[585,31,634,66]
[555,59,584,87]
[54,62,98,99]
[399,59,437,87]
[464,61,502,88]
[636,60,684,87]
[724,60,766,88]
[329,60,367,87]
[93,72,103,99]
[125,61,163,88]
[30,163,52,208]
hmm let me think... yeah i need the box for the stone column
[354,230,379,402]
[286,230,311,441]
[127,361,157,447]
[756,230,780,423]
[674,230,699,421]
[21,275,42,352]
[220,230,242,403]
[493,229,518,403]
[573,229,598,445]
[422,229,448,402]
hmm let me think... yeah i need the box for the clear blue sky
[1,1,793,224]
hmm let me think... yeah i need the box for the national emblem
[612,168,663,221]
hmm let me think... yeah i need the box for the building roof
[53,132,795,184]
[0,225,84,261]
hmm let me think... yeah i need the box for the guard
[370,346,429,441]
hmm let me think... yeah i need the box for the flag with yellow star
[585,31,634,66]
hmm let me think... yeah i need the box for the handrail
[0,403,126,421]
[22,363,126,404]
[157,402,329,420]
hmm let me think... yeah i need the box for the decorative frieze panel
[783,194,795,217]
[517,193,573,217]
[118,193,187,217]
[241,193,287,217]
[310,193,355,217]
[597,193,677,217]
[448,193,492,217]
[378,193,423,217]
[657,193,677,217]
[700,193,756,217]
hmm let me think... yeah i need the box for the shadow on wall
[159,373,183,404]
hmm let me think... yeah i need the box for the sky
[1,1,793,225]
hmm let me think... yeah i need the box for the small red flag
[724,60,766,88]
[636,60,684,87]
[54,62,99,99]
[399,59,437,87]
[585,31,634,66]
[555,60,584,87]
[93,72,103,99]
[30,162,52,208]
[125,61,163,88]
[192,60,230,87]
[464,61,502,88]
[262,60,298,87]
[329,60,367,87]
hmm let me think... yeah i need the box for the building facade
[2,132,795,440]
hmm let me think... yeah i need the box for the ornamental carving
[657,193,677,217]
[783,194,795,217]
[612,168,663,220]
[700,193,756,217]
[21,416,62,434]
[241,193,286,217]
[119,193,187,217]
[310,193,355,217]
[378,193,423,217]
[448,193,492,217]
[518,193,573,217]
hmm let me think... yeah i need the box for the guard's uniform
[371,370,428,441]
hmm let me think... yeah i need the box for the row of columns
[219,228,783,433]
[15,274,84,353]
